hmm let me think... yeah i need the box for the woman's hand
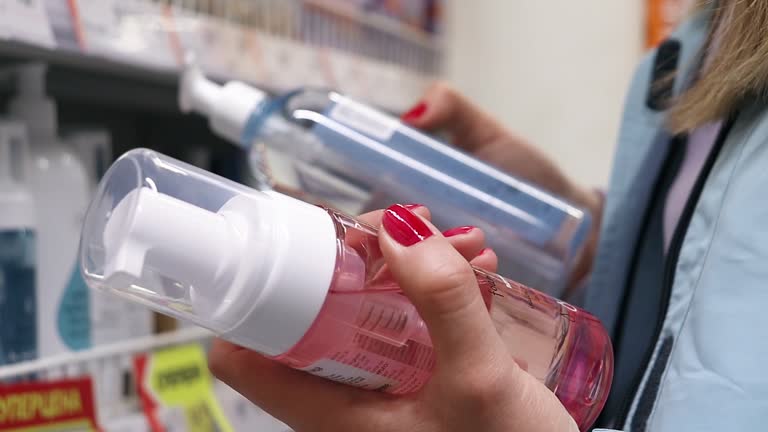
[209,205,578,432]
[402,84,604,289]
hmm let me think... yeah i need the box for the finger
[469,247,498,273]
[401,81,507,152]
[348,206,431,257]
[209,339,385,430]
[356,204,431,227]
[442,225,485,262]
[378,204,503,365]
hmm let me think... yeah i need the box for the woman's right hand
[401,83,604,289]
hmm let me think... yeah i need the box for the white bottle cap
[8,63,58,141]
[0,120,35,230]
[179,64,268,145]
[80,149,338,356]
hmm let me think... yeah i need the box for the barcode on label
[329,97,398,141]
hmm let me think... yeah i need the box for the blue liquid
[309,100,590,253]
[0,229,37,366]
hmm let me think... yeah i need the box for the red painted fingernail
[442,226,475,237]
[401,102,427,123]
[403,204,424,210]
[382,204,434,246]
[476,247,493,258]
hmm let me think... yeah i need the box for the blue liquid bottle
[179,67,590,296]
[0,120,37,367]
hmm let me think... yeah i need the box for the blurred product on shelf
[0,120,37,368]
[8,63,92,357]
[3,0,440,112]
[179,66,591,296]
[66,128,154,420]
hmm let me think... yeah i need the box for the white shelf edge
[0,327,213,380]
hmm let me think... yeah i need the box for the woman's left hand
[209,205,578,432]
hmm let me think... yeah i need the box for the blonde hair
[668,0,768,134]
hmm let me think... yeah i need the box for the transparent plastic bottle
[179,67,590,296]
[80,149,612,430]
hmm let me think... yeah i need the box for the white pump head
[0,120,34,230]
[179,64,268,145]
[9,63,58,140]
[80,149,339,355]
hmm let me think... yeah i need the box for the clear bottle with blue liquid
[179,67,590,296]
[0,120,37,368]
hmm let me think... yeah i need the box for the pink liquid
[272,210,612,431]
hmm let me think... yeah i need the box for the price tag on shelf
[0,0,56,47]
[0,377,101,431]
[135,344,233,432]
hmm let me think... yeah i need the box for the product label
[299,358,396,390]
[0,377,100,431]
[299,333,435,394]
[0,230,37,366]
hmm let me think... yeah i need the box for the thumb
[378,204,502,365]
[401,81,508,152]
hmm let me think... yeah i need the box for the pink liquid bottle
[79,149,613,430]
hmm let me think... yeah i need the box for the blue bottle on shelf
[179,67,590,296]
[0,120,37,368]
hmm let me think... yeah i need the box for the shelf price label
[0,377,100,431]
[0,0,56,47]
[135,344,233,432]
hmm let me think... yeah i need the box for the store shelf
[0,327,212,381]
[0,0,439,113]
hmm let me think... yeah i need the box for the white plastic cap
[80,149,339,356]
[179,65,268,145]
[0,120,35,230]
[9,63,58,140]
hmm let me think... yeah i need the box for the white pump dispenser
[9,64,58,141]
[179,66,268,144]
[88,150,339,355]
